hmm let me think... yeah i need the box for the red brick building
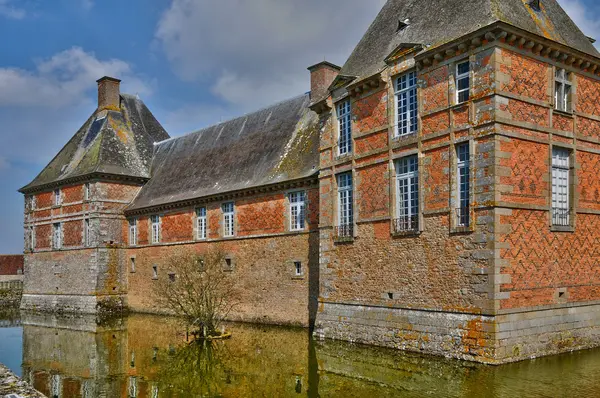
[20,0,600,363]
[0,255,23,275]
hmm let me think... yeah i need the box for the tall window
[53,223,62,249]
[54,189,62,206]
[29,226,35,251]
[456,143,470,227]
[395,155,419,232]
[289,191,306,231]
[337,100,352,156]
[151,215,161,244]
[222,202,234,237]
[395,71,418,137]
[456,61,470,104]
[555,68,572,112]
[196,207,207,240]
[129,218,137,246]
[84,183,91,201]
[552,147,571,226]
[84,218,91,247]
[337,172,353,238]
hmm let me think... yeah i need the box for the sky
[0,0,599,254]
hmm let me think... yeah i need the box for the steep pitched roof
[20,95,170,193]
[127,94,319,212]
[341,0,600,81]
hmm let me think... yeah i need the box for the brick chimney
[96,76,121,110]
[307,61,341,102]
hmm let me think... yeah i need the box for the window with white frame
[196,207,207,240]
[395,71,418,137]
[222,202,234,237]
[84,218,91,247]
[394,155,419,232]
[337,99,352,156]
[294,261,303,276]
[54,188,62,206]
[53,222,62,249]
[552,147,571,226]
[456,61,470,104]
[337,172,353,237]
[129,218,137,246]
[151,215,161,244]
[28,226,35,251]
[456,143,470,227]
[555,68,572,112]
[84,183,91,201]
[289,191,306,231]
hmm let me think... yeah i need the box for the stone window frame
[152,264,158,280]
[554,67,573,113]
[53,188,62,207]
[291,259,304,279]
[27,225,35,252]
[455,59,471,105]
[335,98,353,157]
[129,218,138,246]
[83,218,92,247]
[223,255,235,272]
[549,144,576,232]
[221,202,235,238]
[450,139,475,233]
[393,69,419,138]
[287,190,307,232]
[130,255,136,273]
[195,206,207,240]
[52,222,62,250]
[391,152,421,236]
[83,182,91,202]
[334,171,355,242]
[150,214,161,244]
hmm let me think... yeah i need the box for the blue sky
[0,0,599,253]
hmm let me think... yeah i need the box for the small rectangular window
[222,202,234,237]
[151,215,161,244]
[289,191,306,231]
[337,100,352,156]
[294,261,302,276]
[54,189,62,206]
[53,223,62,249]
[152,265,158,279]
[456,61,470,104]
[168,273,176,282]
[196,207,207,240]
[395,70,418,137]
[84,218,91,247]
[394,155,419,233]
[552,147,571,226]
[130,257,136,273]
[337,172,353,238]
[456,143,470,227]
[555,68,572,112]
[84,183,91,201]
[129,218,137,246]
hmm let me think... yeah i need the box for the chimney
[96,76,121,110]
[307,61,341,102]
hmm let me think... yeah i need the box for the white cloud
[558,0,600,49]
[0,47,151,108]
[156,0,386,111]
[0,0,25,19]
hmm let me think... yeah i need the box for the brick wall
[0,255,24,275]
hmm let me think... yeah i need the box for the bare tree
[152,246,237,338]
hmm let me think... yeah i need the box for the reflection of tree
[154,339,233,397]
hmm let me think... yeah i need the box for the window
[222,202,234,237]
[129,218,137,246]
[395,71,418,137]
[337,100,352,156]
[289,191,306,231]
[53,223,62,249]
[394,155,419,233]
[152,265,158,279]
[151,215,160,244]
[84,183,91,201]
[54,189,61,206]
[337,172,353,238]
[294,261,303,276]
[130,257,136,273]
[28,226,35,251]
[224,257,234,272]
[456,61,470,104]
[552,147,571,226]
[128,376,138,398]
[196,207,207,240]
[84,218,91,247]
[555,68,572,112]
[456,143,470,227]
[168,272,176,282]
[25,195,35,212]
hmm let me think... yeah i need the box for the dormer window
[397,18,410,32]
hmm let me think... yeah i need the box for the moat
[1,311,600,397]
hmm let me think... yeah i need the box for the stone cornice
[124,175,319,217]
[19,173,148,195]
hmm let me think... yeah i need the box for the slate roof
[340,0,600,81]
[127,93,319,212]
[20,95,170,193]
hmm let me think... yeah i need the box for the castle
[20,0,600,363]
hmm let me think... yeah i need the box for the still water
[1,311,600,397]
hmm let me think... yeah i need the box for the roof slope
[128,94,319,211]
[20,95,170,193]
[341,0,600,80]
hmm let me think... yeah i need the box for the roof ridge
[154,92,310,147]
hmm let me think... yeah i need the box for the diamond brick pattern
[577,75,600,116]
[355,131,387,155]
[421,66,449,112]
[354,91,388,133]
[357,163,389,219]
[578,151,600,210]
[508,99,549,127]
[499,138,547,205]
[500,50,549,101]
[238,194,285,236]
[577,116,600,139]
